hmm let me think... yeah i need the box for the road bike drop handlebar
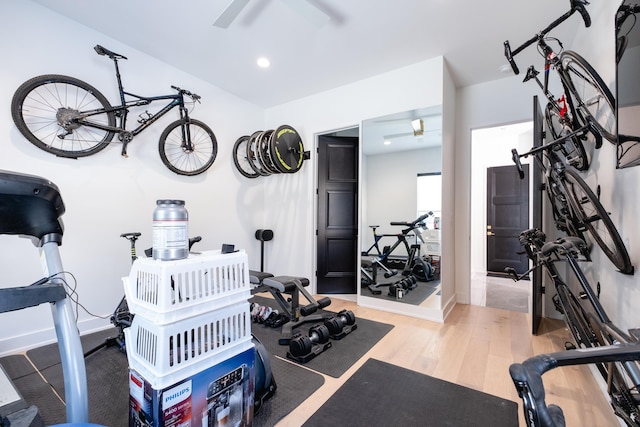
[510,343,640,427]
[503,0,591,75]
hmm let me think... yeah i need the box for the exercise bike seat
[0,170,64,240]
[262,276,310,293]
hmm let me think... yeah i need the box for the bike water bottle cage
[94,45,128,60]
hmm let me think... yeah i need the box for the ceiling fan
[382,119,440,141]
[213,0,330,28]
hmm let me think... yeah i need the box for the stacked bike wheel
[233,125,310,178]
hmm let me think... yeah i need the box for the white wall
[0,0,266,355]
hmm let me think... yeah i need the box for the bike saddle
[94,44,128,60]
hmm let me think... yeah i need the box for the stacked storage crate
[123,250,254,427]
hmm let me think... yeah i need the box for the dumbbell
[388,276,417,297]
[289,324,331,358]
[324,309,357,338]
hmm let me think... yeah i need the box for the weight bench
[250,271,332,345]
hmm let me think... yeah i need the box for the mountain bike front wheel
[563,168,634,274]
[11,74,116,157]
[561,50,616,144]
[158,119,217,176]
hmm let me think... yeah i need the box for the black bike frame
[74,55,192,145]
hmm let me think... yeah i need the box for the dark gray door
[317,135,358,294]
[486,164,530,276]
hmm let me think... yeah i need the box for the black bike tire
[561,50,616,144]
[232,135,260,179]
[258,130,280,174]
[586,313,640,426]
[563,168,633,274]
[158,119,217,176]
[555,285,595,348]
[270,125,304,173]
[545,102,589,171]
[246,131,271,176]
[11,74,116,157]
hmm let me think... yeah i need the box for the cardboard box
[129,346,255,427]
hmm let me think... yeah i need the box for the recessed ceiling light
[384,140,391,145]
[257,57,270,68]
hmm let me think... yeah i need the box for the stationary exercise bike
[361,212,435,295]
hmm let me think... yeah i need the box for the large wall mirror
[358,106,443,319]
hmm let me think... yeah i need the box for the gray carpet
[250,295,394,378]
[303,358,519,427]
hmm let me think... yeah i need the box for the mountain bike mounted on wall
[11,45,218,176]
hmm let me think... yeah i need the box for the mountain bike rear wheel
[561,50,616,143]
[11,74,116,157]
[545,102,589,171]
[563,168,633,274]
[158,119,217,176]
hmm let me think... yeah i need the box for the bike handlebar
[503,0,591,75]
[171,85,201,102]
[511,149,525,179]
[389,211,433,228]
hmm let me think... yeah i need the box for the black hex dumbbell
[324,309,357,340]
[287,324,332,363]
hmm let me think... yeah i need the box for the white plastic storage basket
[124,301,252,381]
[123,250,250,323]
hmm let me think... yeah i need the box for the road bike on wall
[511,130,633,274]
[507,229,640,426]
[504,0,616,171]
[11,45,218,176]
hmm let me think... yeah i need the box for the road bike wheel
[270,125,304,173]
[587,313,640,426]
[246,131,271,176]
[563,168,633,274]
[233,135,260,179]
[158,119,217,176]
[258,130,280,174]
[545,102,589,171]
[11,74,116,157]
[561,50,616,143]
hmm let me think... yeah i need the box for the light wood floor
[275,298,621,426]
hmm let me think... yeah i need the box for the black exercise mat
[303,358,519,427]
[8,328,324,427]
[250,295,394,378]
[25,328,129,426]
[254,356,324,426]
[0,354,66,424]
[363,279,439,305]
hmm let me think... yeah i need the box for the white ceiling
[30,0,584,109]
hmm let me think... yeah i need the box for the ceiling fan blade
[383,132,414,140]
[281,0,330,27]
[213,0,251,28]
